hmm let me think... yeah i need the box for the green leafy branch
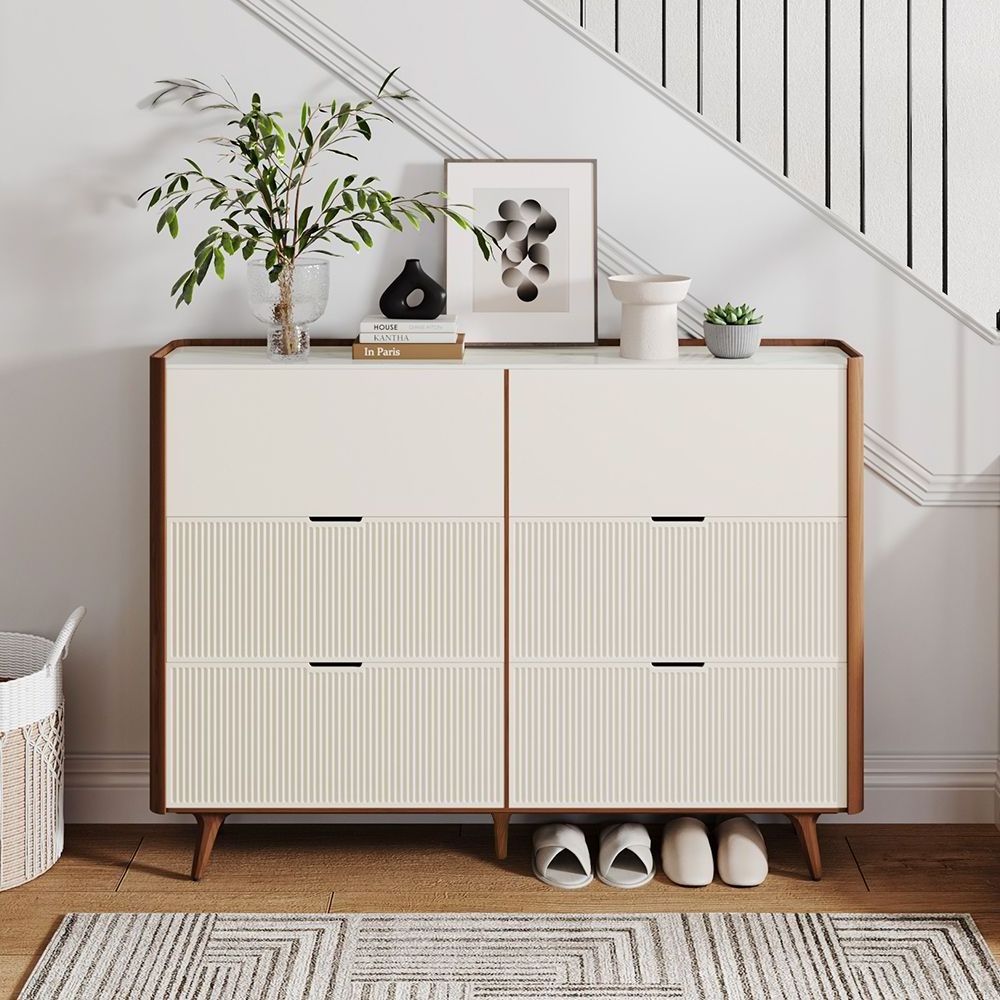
[139,71,496,307]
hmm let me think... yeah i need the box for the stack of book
[352,315,464,361]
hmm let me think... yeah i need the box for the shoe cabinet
[150,340,863,880]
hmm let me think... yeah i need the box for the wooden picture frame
[444,158,598,346]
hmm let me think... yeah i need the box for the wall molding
[524,0,1000,348]
[235,0,1000,507]
[864,427,1000,506]
[65,753,1000,825]
[851,754,1000,825]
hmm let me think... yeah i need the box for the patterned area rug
[20,912,1000,999]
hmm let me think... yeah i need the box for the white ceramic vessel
[607,274,692,360]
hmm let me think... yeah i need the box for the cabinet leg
[191,813,227,881]
[491,811,510,861]
[788,813,822,881]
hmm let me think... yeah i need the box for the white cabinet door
[166,661,504,809]
[510,661,846,809]
[167,517,502,662]
[511,517,845,661]
[509,369,845,517]
[166,368,504,517]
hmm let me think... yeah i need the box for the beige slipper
[716,816,769,887]
[661,817,714,887]
[532,824,593,889]
[597,823,655,888]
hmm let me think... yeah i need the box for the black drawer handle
[309,661,364,668]
[651,516,705,523]
[309,516,364,523]
[651,661,705,668]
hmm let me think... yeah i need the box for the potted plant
[702,302,765,358]
[139,72,495,360]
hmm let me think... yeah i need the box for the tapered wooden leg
[788,813,822,880]
[191,813,226,881]
[492,811,510,860]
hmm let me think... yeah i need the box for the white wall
[1,0,998,823]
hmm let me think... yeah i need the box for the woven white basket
[0,607,84,889]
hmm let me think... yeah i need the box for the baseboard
[65,753,1000,825]
[837,755,1000,824]
[995,770,1000,830]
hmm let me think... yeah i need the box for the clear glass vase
[248,256,330,361]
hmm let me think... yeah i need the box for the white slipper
[716,816,769,887]
[661,817,714,887]
[597,823,655,888]
[531,824,593,889]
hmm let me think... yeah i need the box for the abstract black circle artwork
[485,199,559,304]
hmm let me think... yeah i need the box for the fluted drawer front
[510,661,846,809]
[167,518,502,661]
[166,661,503,809]
[511,518,845,661]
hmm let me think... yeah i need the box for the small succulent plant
[704,303,764,326]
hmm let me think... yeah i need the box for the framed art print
[445,159,597,345]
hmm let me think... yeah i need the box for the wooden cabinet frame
[150,338,863,881]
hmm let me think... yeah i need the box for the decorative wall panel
[701,0,737,139]
[665,0,699,109]
[785,0,826,204]
[740,0,784,173]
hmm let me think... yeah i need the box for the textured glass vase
[248,256,330,361]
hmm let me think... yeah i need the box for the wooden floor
[1,822,999,996]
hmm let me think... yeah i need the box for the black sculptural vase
[378,259,447,320]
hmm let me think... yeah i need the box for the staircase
[537,0,1000,342]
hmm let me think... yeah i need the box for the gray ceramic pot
[702,322,763,358]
